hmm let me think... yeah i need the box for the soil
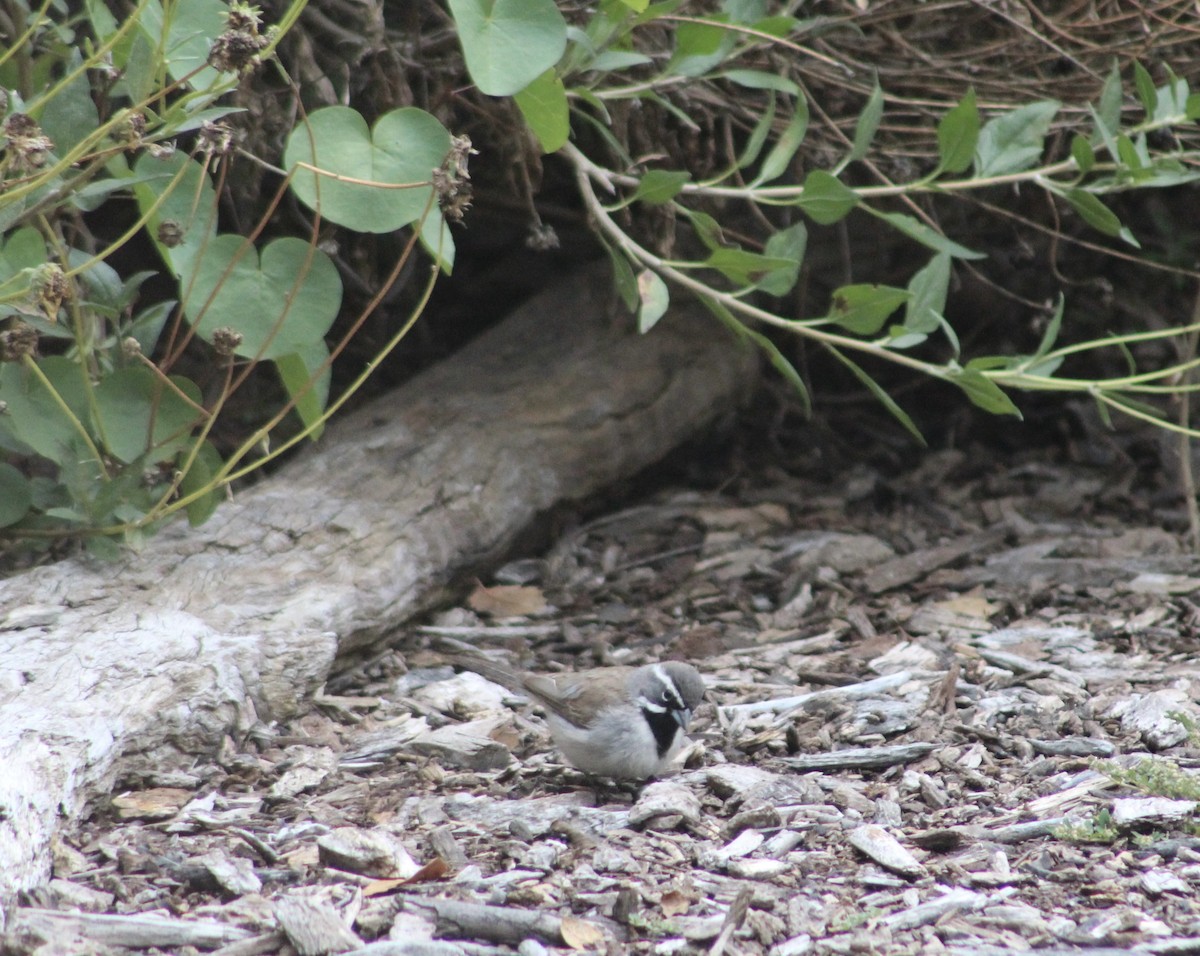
[14,400,1200,956]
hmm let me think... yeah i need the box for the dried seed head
[2,113,54,172]
[0,322,38,361]
[120,111,147,147]
[30,262,71,320]
[198,120,234,157]
[212,326,243,358]
[122,337,142,358]
[208,3,271,75]
[157,220,185,248]
[147,141,176,160]
[433,134,475,223]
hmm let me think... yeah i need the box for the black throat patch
[642,705,679,758]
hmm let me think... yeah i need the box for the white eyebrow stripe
[651,663,684,709]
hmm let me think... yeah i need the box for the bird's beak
[674,707,692,729]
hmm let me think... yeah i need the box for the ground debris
[17,448,1200,955]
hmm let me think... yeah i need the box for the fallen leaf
[405,856,451,884]
[468,583,547,617]
[363,856,451,897]
[660,889,690,917]
[560,915,604,949]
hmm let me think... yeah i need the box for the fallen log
[0,262,757,897]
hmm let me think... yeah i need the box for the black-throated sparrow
[444,653,706,780]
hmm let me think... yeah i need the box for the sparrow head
[635,661,706,730]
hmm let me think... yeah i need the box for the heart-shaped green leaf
[92,367,203,463]
[0,463,32,527]
[449,0,567,96]
[0,356,91,463]
[133,151,219,278]
[285,107,452,234]
[182,235,342,360]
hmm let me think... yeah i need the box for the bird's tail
[431,636,529,696]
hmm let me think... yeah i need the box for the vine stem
[562,140,1200,440]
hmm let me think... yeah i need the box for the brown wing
[522,667,636,728]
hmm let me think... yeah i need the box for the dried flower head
[433,134,476,223]
[30,262,71,320]
[121,337,142,358]
[0,321,38,361]
[212,326,243,358]
[2,113,54,173]
[120,110,147,148]
[208,3,271,75]
[198,120,234,157]
[157,219,185,248]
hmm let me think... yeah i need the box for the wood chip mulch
[10,433,1200,956]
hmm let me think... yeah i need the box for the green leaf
[947,367,1022,417]
[750,14,802,37]
[182,236,343,360]
[1096,60,1123,138]
[698,294,810,416]
[514,68,570,152]
[737,94,777,170]
[684,209,725,249]
[975,100,1059,177]
[1070,134,1095,174]
[275,343,331,440]
[827,346,925,444]
[36,48,100,156]
[448,0,568,96]
[637,269,670,332]
[178,440,223,527]
[603,243,639,312]
[284,106,452,235]
[796,169,858,224]
[755,100,809,184]
[133,151,219,278]
[0,463,32,527]
[868,210,986,260]
[721,69,801,97]
[132,0,228,94]
[617,0,649,11]
[905,253,950,334]
[633,169,691,205]
[0,357,91,463]
[0,227,47,284]
[92,368,202,463]
[670,16,733,76]
[1116,133,1146,172]
[847,80,884,164]
[827,284,908,335]
[587,50,652,71]
[126,299,175,357]
[705,247,796,287]
[1061,188,1138,245]
[756,222,807,296]
[752,331,809,414]
[1021,295,1064,374]
[937,88,978,174]
[1133,61,1157,117]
